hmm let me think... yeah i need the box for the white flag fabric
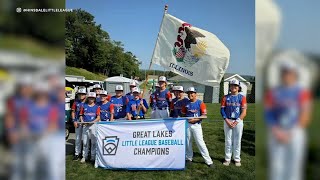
[152,14,230,86]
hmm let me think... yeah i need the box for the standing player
[182,87,213,168]
[71,88,86,161]
[98,90,114,121]
[22,82,60,180]
[220,79,247,167]
[126,87,149,120]
[110,85,129,120]
[6,75,33,180]
[170,86,188,118]
[153,76,172,118]
[264,62,311,180]
[126,81,137,101]
[150,83,160,119]
[92,84,102,103]
[79,92,100,163]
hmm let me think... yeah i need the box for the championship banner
[151,13,230,86]
[95,119,187,170]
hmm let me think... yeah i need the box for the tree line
[0,0,65,46]
[66,9,141,78]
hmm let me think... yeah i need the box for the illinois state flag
[151,13,230,86]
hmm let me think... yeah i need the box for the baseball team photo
[2,0,320,180]
[65,0,255,179]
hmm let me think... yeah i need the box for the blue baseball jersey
[110,96,128,119]
[71,100,85,121]
[264,86,310,129]
[149,92,157,109]
[126,98,149,117]
[98,101,114,121]
[182,99,207,120]
[49,90,58,103]
[126,92,134,101]
[170,97,189,118]
[80,103,100,122]
[221,94,247,119]
[154,89,172,108]
[7,96,33,130]
[26,102,58,135]
[96,96,101,103]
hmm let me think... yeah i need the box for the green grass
[66,103,255,180]
[0,34,64,59]
[66,66,107,81]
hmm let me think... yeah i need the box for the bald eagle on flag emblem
[173,23,208,67]
[151,13,230,87]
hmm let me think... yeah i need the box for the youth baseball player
[98,90,114,121]
[92,84,102,103]
[126,81,137,101]
[220,79,247,167]
[170,86,188,118]
[152,76,172,119]
[264,62,311,180]
[22,82,60,180]
[6,75,33,180]
[126,87,149,120]
[71,88,87,161]
[150,83,160,118]
[110,85,129,120]
[182,87,213,168]
[79,92,100,163]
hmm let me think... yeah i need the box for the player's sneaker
[73,155,80,161]
[223,160,230,166]
[186,160,192,165]
[207,164,214,168]
[235,161,241,167]
[80,157,86,163]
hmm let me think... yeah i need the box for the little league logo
[173,23,208,67]
[103,136,120,155]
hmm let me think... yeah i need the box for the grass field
[66,103,255,180]
[66,66,107,81]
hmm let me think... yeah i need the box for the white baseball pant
[154,109,170,119]
[186,123,213,165]
[82,124,97,160]
[11,141,27,180]
[25,133,64,180]
[150,109,156,119]
[268,126,306,180]
[224,120,243,162]
[46,132,65,180]
[24,138,46,180]
[74,123,83,156]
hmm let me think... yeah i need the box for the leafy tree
[65,9,140,78]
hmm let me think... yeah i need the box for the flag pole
[142,5,168,98]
